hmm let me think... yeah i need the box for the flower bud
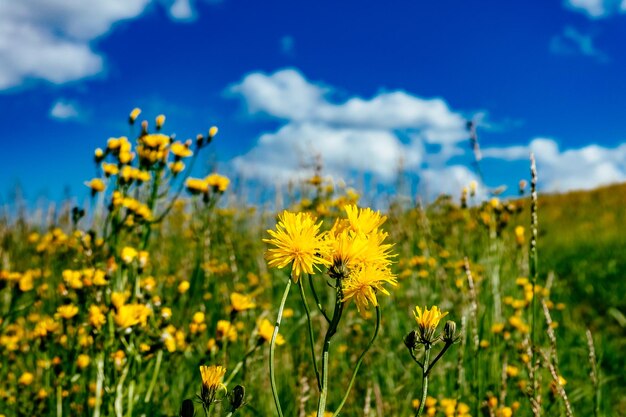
[404,330,419,350]
[129,108,141,125]
[156,114,166,130]
[229,385,245,411]
[443,320,457,344]
[179,398,194,417]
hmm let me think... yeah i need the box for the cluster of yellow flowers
[264,205,396,314]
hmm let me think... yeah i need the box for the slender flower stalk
[269,278,292,417]
[415,347,431,417]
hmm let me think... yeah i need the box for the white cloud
[169,0,195,20]
[50,99,80,120]
[229,69,472,187]
[0,0,225,91]
[483,138,626,191]
[420,165,481,200]
[564,0,626,18]
[0,0,151,90]
[550,27,608,62]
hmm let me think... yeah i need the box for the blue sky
[2,0,626,204]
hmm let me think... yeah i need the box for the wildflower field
[0,111,624,417]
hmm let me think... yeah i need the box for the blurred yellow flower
[114,304,152,329]
[186,177,209,194]
[170,141,193,158]
[18,372,34,386]
[156,114,166,129]
[56,304,79,320]
[205,173,230,192]
[129,107,141,124]
[178,280,190,293]
[85,178,105,193]
[230,292,256,312]
[89,305,106,330]
[258,318,284,345]
[76,354,90,369]
[121,246,138,264]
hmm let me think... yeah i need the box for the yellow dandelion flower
[178,280,190,293]
[121,246,138,264]
[18,372,34,386]
[230,292,256,312]
[129,108,141,124]
[76,354,91,369]
[216,320,237,342]
[205,173,230,192]
[186,177,209,194]
[85,178,105,193]
[114,304,152,329]
[56,304,79,320]
[414,305,448,343]
[258,318,285,345]
[89,305,106,330]
[264,210,330,281]
[344,204,387,235]
[155,114,166,129]
[342,264,396,315]
[170,141,193,158]
[199,365,226,405]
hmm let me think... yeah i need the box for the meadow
[0,110,623,417]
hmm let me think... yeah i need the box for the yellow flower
[199,365,226,405]
[208,126,218,138]
[170,141,193,158]
[258,318,284,345]
[178,280,190,293]
[56,304,79,320]
[216,320,237,342]
[264,211,331,281]
[230,292,256,312]
[186,177,209,194]
[142,133,170,149]
[205,173,230,192]
[192,312,205,324]
[101,163,119,177]
[344,204,387,235]
[121,246,138,264]
[89,305,106,330]
[169,161,185,174]
[85,178,105,193]
[515,225,525,245]
[414,305,448,343]
[76,354,91,369]
[155,114,166,129]
[129,107,141,124]
[114,304,152,329]
[18,372,34,386]
[342,264,396,315]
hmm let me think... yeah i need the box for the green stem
[425,342,452,376]
[144,350,163,404]
[270,278,292,417]
[415,347,431,417]
[317,279,344,417]
[332,306,381,417]
[298,280,322,390]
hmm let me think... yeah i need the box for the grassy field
[0,114,624,417]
